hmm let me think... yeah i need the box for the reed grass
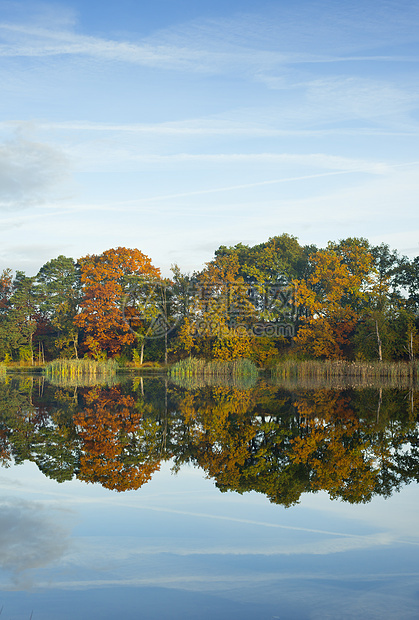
[169,357,258,379]
[44,359,119,383]
[272,360,418,381]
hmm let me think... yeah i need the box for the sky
[0,0,419,276]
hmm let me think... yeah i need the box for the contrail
[106,160,419,207]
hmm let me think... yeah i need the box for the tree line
[0,234,418,364]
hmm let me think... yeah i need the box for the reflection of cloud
[0,136,69,211]
[0,498,72,587]
[67,530,396,563]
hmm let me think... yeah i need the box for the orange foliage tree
[293,243,375,358]
[74,247,160,358]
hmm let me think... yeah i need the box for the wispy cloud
[65,150,392,172]
[0,22,212,70]
[153,2,419,56]
[1,2,419,75]
[6,119,418,138]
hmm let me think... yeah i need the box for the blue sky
[1,0,418,275]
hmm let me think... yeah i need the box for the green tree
[35,255,81,359]
[7,272,37,363]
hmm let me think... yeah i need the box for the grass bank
[272,360,418,381]
[44,359,119,384]
[169,357,258,379]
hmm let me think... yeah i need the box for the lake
[0,375,418,619]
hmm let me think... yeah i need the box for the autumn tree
[293,241,377,359]
[75,247,161,358]
[189,235,313,362]
[189,254,256,360]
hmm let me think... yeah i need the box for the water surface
[0,376,418,619]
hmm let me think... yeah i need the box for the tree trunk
[73,334,79,360]
[409,329,414,362]
[29,331,34,366]
[375,320,382,362]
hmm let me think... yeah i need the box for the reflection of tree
[290,390,386,503]
[0,380,164,491]
[170,382,419,506]
[171,383,308,506]
[74,386,162,491]
[0,378,80,480]
[1,377,419,503]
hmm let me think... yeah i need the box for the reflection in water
[0,376,418,505]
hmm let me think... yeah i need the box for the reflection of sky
[0,461,418,619]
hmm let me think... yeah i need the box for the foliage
[75,247,161,358]
[35,255,81,359]
[0,237,417,364]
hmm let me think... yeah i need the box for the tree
[188,253,256,360]
[35,255,81,359]
[75,247,160,358]
[124,275,173,364]
[352,243,414,361]
[293,244,376,358]
[0,269,13,360]
[398,255,419,313]
[215,234,315,283]
[7,272,37,363]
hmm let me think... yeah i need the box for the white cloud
[0,135,70,211]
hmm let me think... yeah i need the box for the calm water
[0,375,418,619]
